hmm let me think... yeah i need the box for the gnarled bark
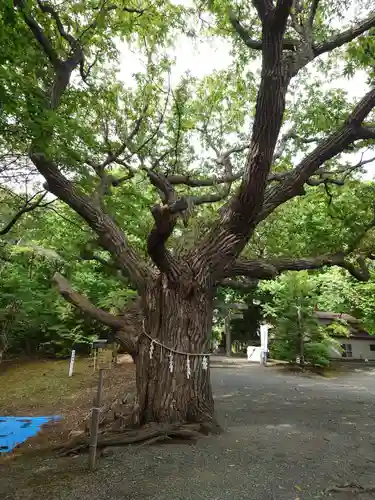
[133,277,215,425]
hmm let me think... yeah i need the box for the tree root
[325,483,375,494]
[56,423,208,457]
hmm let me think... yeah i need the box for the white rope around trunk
[142,321,210,375]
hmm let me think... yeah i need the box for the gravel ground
[2,363,375,500]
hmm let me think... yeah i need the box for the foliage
[323,319,350,338]
[262,272,340,367]
[0,196,143,358]
[229,292,262,346]
[316,267,375,334]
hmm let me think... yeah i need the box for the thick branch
[229,253,372,282]
[14,0,60,68]
[146,170,181,273]
[37,1,77,46]
[147,165,232,273]
[359,125,375,140]
[147,203,181,274]
[15,0,84,109]
[220,278,259,291]
[229,10,297,51]
[53,273,124,329]
[167,172,242,188]
[253,0,275,22]
[260,88,375,221]
[18,3,150,290]
[32,153,150,290]
[308,0,320,28]
[314,12,375,57]
[53,273,139,355]
[228,208,375,283]
[191,0,294,279]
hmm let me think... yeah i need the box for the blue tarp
[0,416,60,453]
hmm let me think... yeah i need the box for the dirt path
[1,364,375,499]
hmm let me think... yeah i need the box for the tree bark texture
[132,277,215,425]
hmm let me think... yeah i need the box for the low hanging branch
[226,198,375,285]
[53,273,124,329]
[53,273,142,356]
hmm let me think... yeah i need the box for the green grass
[0,358,100,416]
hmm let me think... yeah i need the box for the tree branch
[18,2,151,290]
[53,273,139,356]
[14,0,61,68]
[37,1,77,46]
[15,0,84,109]
[146,170,183,275]
[191,0,294,279]
[260,88,375,221]
[313,12,375,57]
[228,10,297,51]
[219,278,259,291]
[0,191,48,235]
[228,204,375,283]
[53,273,125,329]
[228,253,372,282]
[359,125,375,140]
[253,0,275,22]
[308,0,320,28]
[32,153,150,291]
[166,129,318,189]
[146,163,232,274]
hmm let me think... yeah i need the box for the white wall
[333,339,375,360]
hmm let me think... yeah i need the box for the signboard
[91,339,115,371]
[230,313,243,319]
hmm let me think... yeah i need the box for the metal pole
[88,369,104,471]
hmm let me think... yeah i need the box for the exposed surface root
[56,422,217,457]
[325,483,375,494]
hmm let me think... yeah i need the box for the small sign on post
[91,340,115,372]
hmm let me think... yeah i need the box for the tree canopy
[2,0,375,427]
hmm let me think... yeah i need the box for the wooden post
[68,349,76,377]
[225,314,231,357]
[297,306,305,367]
[88,368,104,471]
[93,348,97,373]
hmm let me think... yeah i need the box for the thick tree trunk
[132,276,215,426]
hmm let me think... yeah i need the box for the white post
[260,324,269,366]
[68,349,76,377]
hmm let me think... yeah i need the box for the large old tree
[2,0,375,429]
